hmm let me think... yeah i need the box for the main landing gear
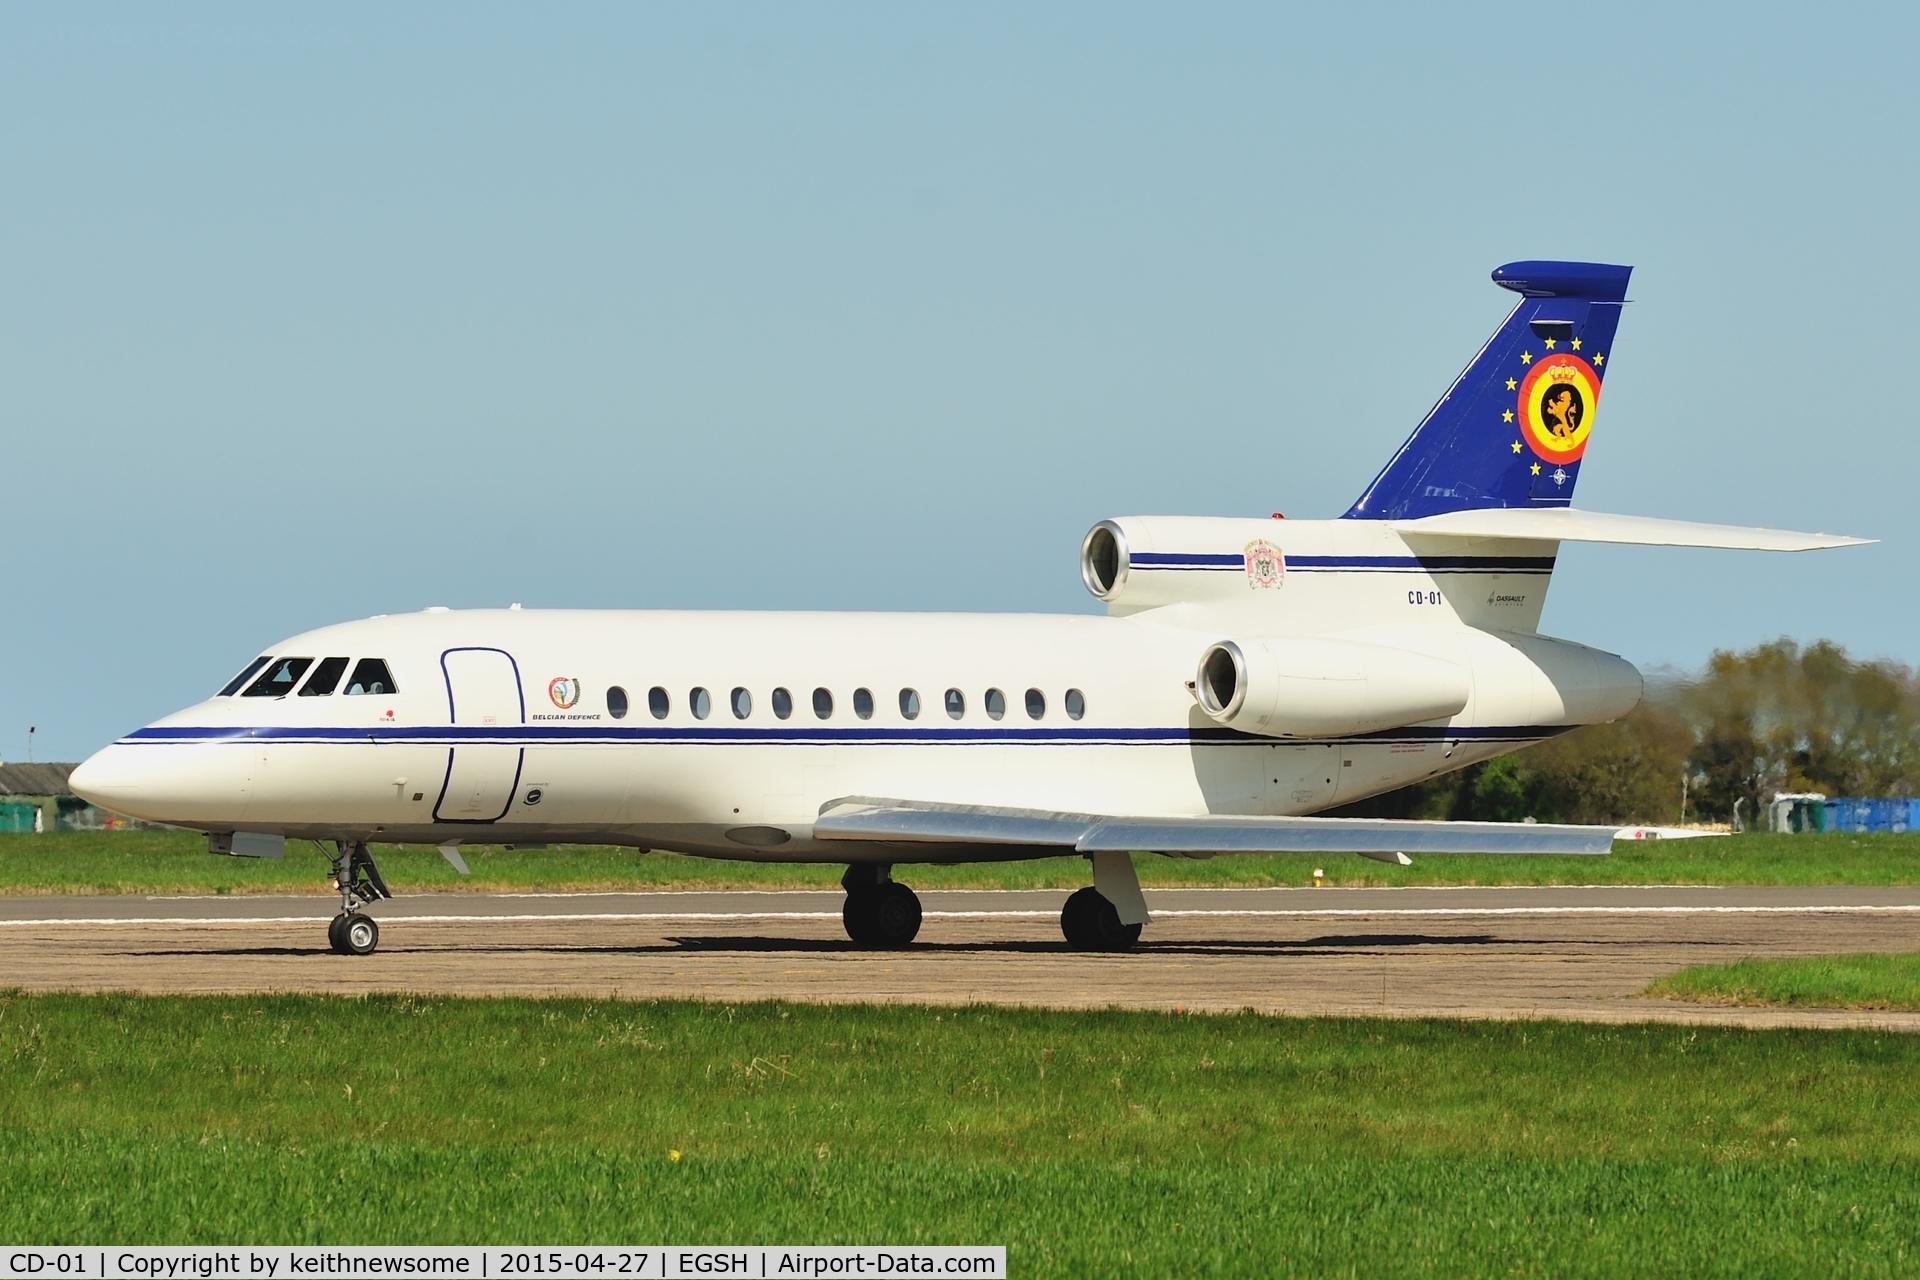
[841,864,923,947]
[1060,851,1152,952]
[326,840,391,956]
[1060,886,1143,951]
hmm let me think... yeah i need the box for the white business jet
[71,261,1868,955]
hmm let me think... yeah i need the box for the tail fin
[1344,260,1632,520]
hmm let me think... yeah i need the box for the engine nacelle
[1195,635,1471,738]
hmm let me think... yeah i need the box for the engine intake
[1195,636,1470,738]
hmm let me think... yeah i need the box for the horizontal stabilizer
[815,797,1617,856]
[1394,507,1871,552]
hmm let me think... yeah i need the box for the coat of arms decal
[1244,539,1284,589]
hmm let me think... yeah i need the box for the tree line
[1333,639,1920,826]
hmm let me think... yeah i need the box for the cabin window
[607,686,629,719]
[1065,688,1086,720]
[899,688,921,720]
[1025,688,1046,720]
[244,657,312,697]
[944,688,965,720]
[219,656,272,697]
[731,687,753,719]
[772,687,794,720]
[690,687,712,719]
[298,657,350,697]
[648,686,669,719]
[343,658,397,695]
[984,688,1006,721]
[813,687,834,719]
[853,688,874,720]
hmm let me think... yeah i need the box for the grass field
[1647,952,1920,1012]
[1,994,1917,1273]
[5,829,1920,896]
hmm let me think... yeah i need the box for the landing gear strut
[842,864,922,947]
[327,840,390,956]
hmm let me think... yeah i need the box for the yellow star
[1502,409,1514,423]
[1510,440,1522,454]
[1570,337,1582,351]
[1594,353,1604,365]
[1520,351,1532,364]
[1543,337,1557,350]
[1505,377,1517,390]
[1530,463,1541,476]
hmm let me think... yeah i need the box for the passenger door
[434,647,525,823]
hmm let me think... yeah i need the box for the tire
[327,913,350,954]
[870,883,922,947]
[342,914,380,956]
[1061,886,1140,952]
[842,889,879,945]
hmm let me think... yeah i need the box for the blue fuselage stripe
[119,724,1566,748]
[1127,554,1556,573]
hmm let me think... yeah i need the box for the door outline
[433,646,526,824]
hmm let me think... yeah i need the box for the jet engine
[1194,635,1470,738]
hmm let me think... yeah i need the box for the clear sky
[3,3,1915,760]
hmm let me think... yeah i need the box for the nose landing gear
[841,864,922,947]
[327,841,391,956]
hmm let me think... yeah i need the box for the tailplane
[1345,261,1630,520]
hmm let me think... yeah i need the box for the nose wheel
[328,912,380,955]
[326,840,390,956]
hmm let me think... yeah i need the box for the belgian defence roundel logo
[548,677,581,710]
[1517,353,1601,465]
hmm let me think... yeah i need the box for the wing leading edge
[814,797,1618,856]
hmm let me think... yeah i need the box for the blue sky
[3,3,1915,759]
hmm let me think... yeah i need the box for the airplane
[70,260,1869,956]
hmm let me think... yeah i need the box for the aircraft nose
[68,745,146,809]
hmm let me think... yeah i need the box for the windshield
[299,657,351,697]
[218,656,272,697]
[243,657,313,697]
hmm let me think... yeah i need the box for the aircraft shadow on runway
[113,932,1526,961]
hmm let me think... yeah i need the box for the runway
[3,885,1918,1029]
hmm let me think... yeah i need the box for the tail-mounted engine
[1194,635,1470,738]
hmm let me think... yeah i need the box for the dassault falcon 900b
[72,261,1868,956]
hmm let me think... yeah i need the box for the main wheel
[327,913,351,954]
[1060,887,1141,952]
[842,889,879,945]
[870,883,922,947]
[342,914,380,956]
[843,884,922,947]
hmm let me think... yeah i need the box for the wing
[813,797,1618,857]
[1393,507,1871,551]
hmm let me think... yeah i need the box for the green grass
[1647,952,1920,1012]
[3,995,1920,1273]
[7,829,1920,896]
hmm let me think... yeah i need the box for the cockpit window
[243,657,313,697]
[219,656,272,697]
[299,657,350,697]
[344,658,398,695]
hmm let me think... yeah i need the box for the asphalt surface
[3,885,1917,1029]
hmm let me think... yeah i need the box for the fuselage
[70,517,1644,863]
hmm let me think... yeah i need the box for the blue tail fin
[1344,260,1632,520]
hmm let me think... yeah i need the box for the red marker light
[1271,512,1286,519]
